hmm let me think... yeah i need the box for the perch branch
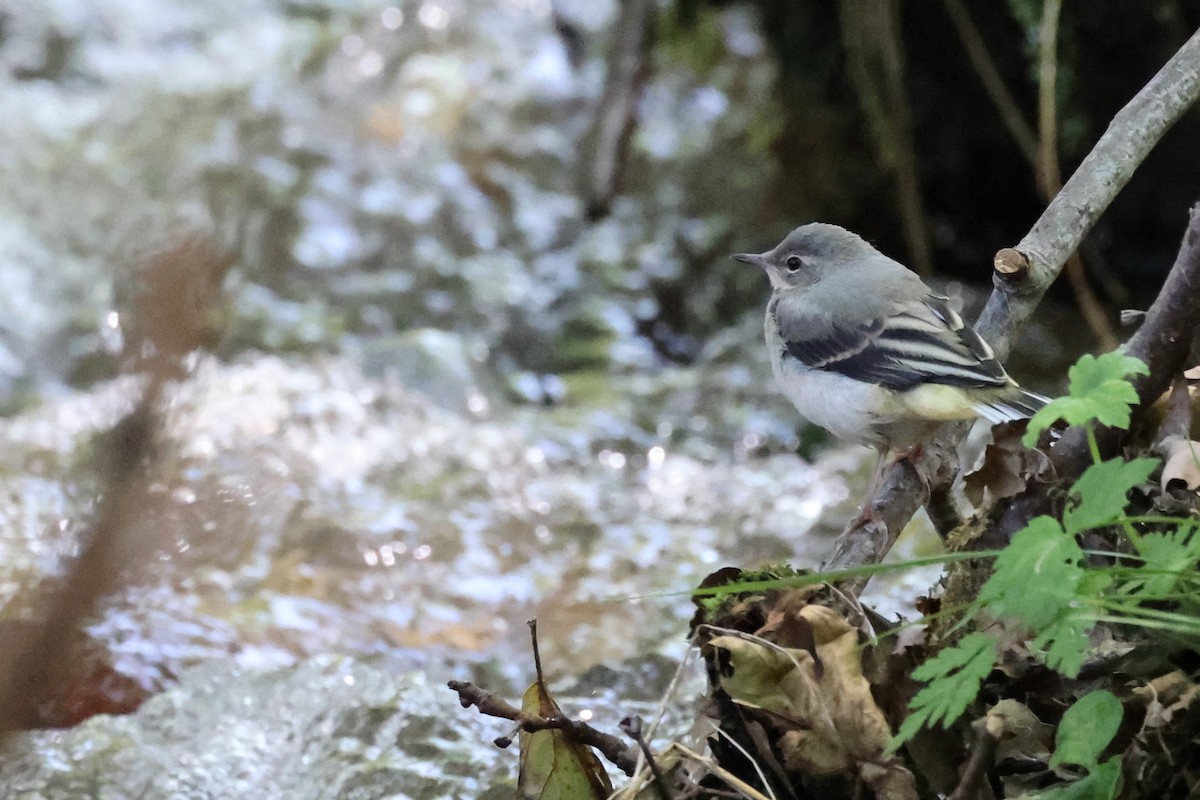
[827,29,1200,583]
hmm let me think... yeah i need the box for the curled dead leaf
[985,699,1053,766]
[963,422,1053,509]
[1157,435,1200,491]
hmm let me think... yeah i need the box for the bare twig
[1035,0,1063,202]
[976,26,1200,359]
[944,0,1117,347]
[448,680,641,775]
[620,716,671,800]
[947,717,999,800]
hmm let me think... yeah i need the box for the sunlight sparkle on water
[647,445,665,467]
[598,450,626,469]
[467,393,489,415]
[359,51,383,78]
[418,2,450,29]
[381,7,404,29]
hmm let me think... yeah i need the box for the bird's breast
[764,313,893,448]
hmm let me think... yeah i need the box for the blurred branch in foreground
[0,236,232,742]
[582,0,656,220]
[839,0,933,276]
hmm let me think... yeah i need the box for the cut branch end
[993,248,1030,280]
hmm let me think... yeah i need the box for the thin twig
[940,0,1039,166]
[946,717,999,800]
[1036,0,1119,348]
[672,743,777,800]
[1035,0,1063,202]
[620,716,671,800]
[839,0,933,276]
[448,680,641,775]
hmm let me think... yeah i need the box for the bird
[733,223,1048,516]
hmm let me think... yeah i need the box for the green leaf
[1050,690,1124,770]
[979,516,1083,630]
[1126,525,1200,598]
[1023,352,1149,445]
[1063,457,1158,534]
[890,632,997,749]
[1032,610,1093,677]
[1035,757,1122,800]
[518,680,614,800]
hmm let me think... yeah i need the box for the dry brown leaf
[1158,435,1200,491]
[1133,670,1199,730]
[709,604,916,799]
[963,422,1052,508]
[985,699,1053,765]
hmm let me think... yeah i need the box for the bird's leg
[848,448,889,528]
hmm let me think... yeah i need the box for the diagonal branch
[975,25,1200,357]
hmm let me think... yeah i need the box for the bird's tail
[973,387,1050,425]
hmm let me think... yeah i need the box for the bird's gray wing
[774,292,1012,391]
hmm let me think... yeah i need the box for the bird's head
[732,223,878,290]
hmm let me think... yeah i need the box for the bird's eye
[785,255,803,272]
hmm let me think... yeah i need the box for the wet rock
[0,654,703,799]
[0,658,516,799]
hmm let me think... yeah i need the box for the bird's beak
[731,252,767,269]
